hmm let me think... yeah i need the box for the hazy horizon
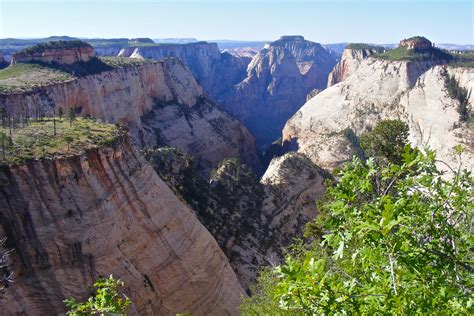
[1,0,472,44]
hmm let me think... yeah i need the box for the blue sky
[0,0,472,44]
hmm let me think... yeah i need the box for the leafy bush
[242,146,473,314]
[360,119,409,163]
[64,275,131,315]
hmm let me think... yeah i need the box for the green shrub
[346,43,385,52]
[360,119,409,163]
[64,275,131,315]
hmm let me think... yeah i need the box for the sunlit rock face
[218,35,338,147]
[283,56,474,172]
[118,41,250,99]
[399,36,433,51]
[327,45,384,87]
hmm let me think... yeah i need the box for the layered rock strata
[0,137,244,315]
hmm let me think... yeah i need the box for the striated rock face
[146,149,326,289]
[259,152,327,258]
[1,58,260,175]
[118,42,249,98]
[11,46,95,65]
[220,36,338,147]
[327,45,384,87]
[283,57,474,171]
[0,137,244,315]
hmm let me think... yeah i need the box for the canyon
[115,36,338,147]
[0,35,472,315]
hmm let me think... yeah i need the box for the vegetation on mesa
[0,56,148,94]
[16,40,92,55]
[345,43,385,52]
[0,114,120,165]
[373,36,474,67]
[375,44,453,62]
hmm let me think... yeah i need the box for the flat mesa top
[0,117,120,165]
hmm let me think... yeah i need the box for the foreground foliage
[64,275,131,315]
[242,146,473,314]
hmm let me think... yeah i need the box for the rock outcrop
[219,36,338,147]
[1,58,260,175]
[327,44,385,87]
[0,136,244,315]
[11,41,95,65]
[399,36,433,51]
[283,55,474,171]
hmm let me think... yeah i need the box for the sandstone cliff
[118,42,249,98]
[220,36,338,147]
[327,44,384,87]
[0,136,244,315]
[283,57,474,171]
[1,58,260,175]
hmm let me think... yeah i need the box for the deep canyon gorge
[0,32,472,315]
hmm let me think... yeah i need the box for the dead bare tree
[0,237,14,295]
